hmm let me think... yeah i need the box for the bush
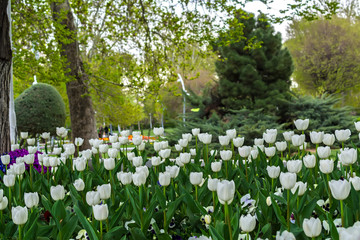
[15,83,66,136]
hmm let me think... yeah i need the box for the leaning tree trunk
[0,0,12,153]
[50,0,96,150]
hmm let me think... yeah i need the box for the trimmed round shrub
[15,83,66,136]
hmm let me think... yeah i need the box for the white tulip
[0,196,8,210]
[233,137,244,147]
[86,191,101,206]
[174,144,183,152]
[75,137,84,146]
[350,177,360,191]
[267,166,280,179]
[263,131,277,144]
[99,144,109,154]
[74,179,85,191]
[303,217,321,237]
[13,163,25,175]
[238,146,251,158]
[250,149,259,159]
[283,131,294,142]
[254,138,264,146]
[216,180,235,205]
[310,131,324,144]
[24,192,39,208]
[239,214,256,232]
[119,136,129,145]
[117,172,132,185]
[303,155,316,168]
[220,150,232,161]
[1,155,10,165]
[108,148,118,158]
[317,146,331,159]
[178,139,189,148]
[219,135,230,146]
[27,138,35,146]
[120,130,130,137]
[335,129,351,142]
[165,165,180,178]
[226,129,236,139]
[338,148,357,166]
[132,136,143,146]
[182,133,192,142]
[132,172,147,186]
[4,174,15,187]
[132,156,143,167]
[276,230,295,240]
[265,147,276,157]
[323,133,335,146]
[287,160,302,173]
[198,133,212,144]
[97,184,111,200]
[329,179,351,200]
[50,185,65,201]
[159,149,171,159]
[207,178,219,192]
[319,159,334,174]
[112,142,121,149]
[109,135,118,144]
[159,172,171,187]
[127,152,135,161]
[153,127,164,136]
[190,172,203,186]
[294,119,309,131]
[291,134,305,147]
[211,161,222,172]
[192,128,200,136]
[151,156,162,166]
[11,144,19,151]
[279,172,297,189]
[275,141,287,152]
[12,206,28,225]
[291,182,307,196]
[20,132,28,139]
[93,204,109,221]
[56,127,68,138]
[190,148,197,156]
[75,158,87,171]
[41,132,50,139]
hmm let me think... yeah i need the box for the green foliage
[15,83,66,135]
[286,17,360,107]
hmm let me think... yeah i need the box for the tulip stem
[287,189,290,231]
[245,159,248,181]
[326,174,332,207]
[350,165,353,178]
[18,176,22,203]
[195,185,198,201]
[212,191,216,225]
[19,225,22,240]
[100,220,103,240]
[8,188,11,211]
[195,136,198,151]
[163,186,167,231]
[271,178,274,193]
[246,232,250,240]
[224,203,233,240]
[30,164,33,190]
[340,199,345,228]
[225,161,228,179]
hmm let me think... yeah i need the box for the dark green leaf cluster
[15,83,66,136]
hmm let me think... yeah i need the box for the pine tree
[212,13,293,115]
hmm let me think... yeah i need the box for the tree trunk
[0,0,12,153]
[50,0,96,150]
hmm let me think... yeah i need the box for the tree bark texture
[0,0,12,153]
[50,0,96,150]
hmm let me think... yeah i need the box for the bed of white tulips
[1,120,360,239]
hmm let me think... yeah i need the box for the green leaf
[73,205,99,240]
[209,225,225,240]
[129,227,147,240]
[270,193,287,227]
[59,214,78,240]
[104,226,127,240]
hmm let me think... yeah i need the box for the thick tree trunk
[50,0,96,150]
[0,0,12,153]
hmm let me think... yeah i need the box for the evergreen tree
[210,13,293,115]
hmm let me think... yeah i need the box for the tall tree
[0,0,11,153]
[207,13,293,116]
[286,17,360,106]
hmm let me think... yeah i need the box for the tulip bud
[207,178,219,192]
[239,214,256,232]
[108,135,118,144]
[190,172,203,186]
[51,185,65,201]
[20,132,28,139]
[266,196,272,206]
[108,148,118,159]
[303,155,316,168]
[216,180,235,205]
[1,155,10,165]
[132,136,143,146]
[86,191,101,206]
[24,192,39,208]
[265,147,276,158]
[279,172,297,189]
[13,163,25,175]
[97,184,111,200]
[198,133,212,144]
[41,132,50,139]
[338,148,357,166]
[250,149,259,159]
[4,174,15,187]
[192,128,200,136]
[12,206,28,225]
[233,137,244,147]
[24,154,35,165]
[266,166,280,179]
[182,133,192,142]
[75,137,84,147]
[74,179,85,191]
[178,138,189,148]
[0,196,8,210]
[287,160,302,173]
[276,230,296,240]
[263,130,277,144]
[132,156,143,167]
[218,135,230,146]
[132,172,147,186]
[204,215,211,225]
[179,153,191,164]
[151,156,162,166]
[310,131,324,144]
[303,217,321,237]
[329,179,351,200]
[153,127,164,136]
[165,166,180,178]
[291,182,307,196]
[238,146,251,158]
[294,119,309,131]
[117,172,132,185]
[275,141,287,152]
[226,129,236,139]
[99,144,109,154]
[56,127,68,138]
[291,134,305,147]
[283,131,294,142]
[75,158,87,171]
[104,158,115,170]
[211,161,222,172]
[27,138,36,148]
[159,149,171,159]
[93,204,109,221]
[350,177,360,191]
[323,133,335,146]
[254,138,264,146]
[317,146,331,159]
[335,129,351,142]
[319,159,334,174]
[190,148,197,156]
[220,150,232,161]
[159,172,171,187]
